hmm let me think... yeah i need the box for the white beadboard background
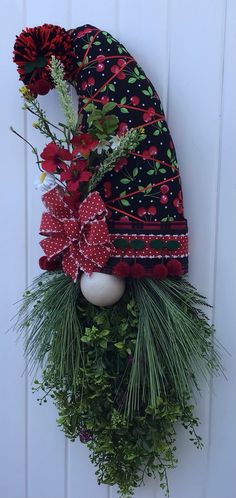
[1,1,235,497]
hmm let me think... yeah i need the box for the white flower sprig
[49,56,78,134]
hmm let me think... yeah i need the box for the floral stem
[10,126,42,171]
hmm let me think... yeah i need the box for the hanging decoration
[12,24,222,497]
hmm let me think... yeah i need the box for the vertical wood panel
[0,2,27,498]
[166,1,227,498]
[206,1,236,497]
[25,5,68,498]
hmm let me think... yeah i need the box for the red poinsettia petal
[42,159,57,173]
[79,170,92,183]
[66,179,81,192]
[41,142,58,160]
[58,148,73,161]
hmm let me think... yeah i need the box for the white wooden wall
[1,1,235,497]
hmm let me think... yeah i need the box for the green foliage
[85,102,119,140]
[15,272,221,497]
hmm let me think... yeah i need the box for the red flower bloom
[60,160,92,191]
[71,133,99,157]
[41,142,73,173]
[112,261,130,278]
[13,24,77,94]
[130,263,145,279]
[166,259,183,277]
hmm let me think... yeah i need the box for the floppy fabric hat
[69,25,188,279]
[12,23,221,497]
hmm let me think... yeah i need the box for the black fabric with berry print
[70,24,188,275]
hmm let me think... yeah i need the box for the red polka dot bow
[40,187,113,281]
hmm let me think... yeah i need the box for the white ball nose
[80,272,126,307]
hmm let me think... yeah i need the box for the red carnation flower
[13,24,77,94]
[112,261,130,278]
[166,259,183,277]
[130,263,145,279]
[41,142,73,173]
[153,264,168,280]
[60,159,92,191]
[71,133,99,157]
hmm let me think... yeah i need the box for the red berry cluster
[81,77,95,91]
[143,107,156,123]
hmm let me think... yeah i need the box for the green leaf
[107,37,113,44]
[99,339,108,349]
[93,41,101,45]
[140,74,146,79]
[120,108,129,113]
[134,67,140,76]
[167,148,172,159]
[120,178,131,184]
[82,44,89,49]
[121,199,130,206]
[148,85,153,96]
[159,168,167,173]
[114,342,124,349]
[142,90,150,96]
[147,170,155,175]
[118,46,124,54]
[103,115,118,133]
[132,167,138,177]
[100,85,107,93]
[84,103,96,112]
[109,83,116,92]
[102,102,117,114]
[120,97,127,104]
[128,77,137,84]
[153,130,160,136]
